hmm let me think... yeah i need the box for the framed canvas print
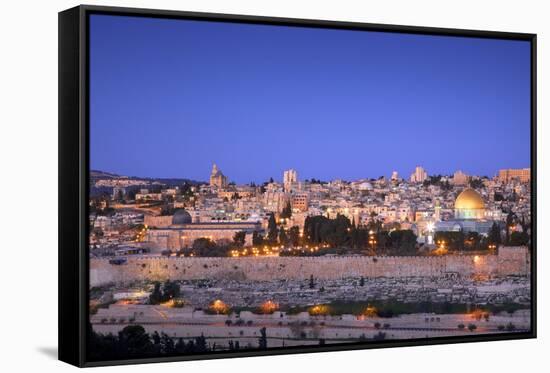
[58,5,536,367]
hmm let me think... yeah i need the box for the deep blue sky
[90,14,531,183]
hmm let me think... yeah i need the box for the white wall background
[0,0,546,371]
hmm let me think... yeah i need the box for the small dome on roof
[172,209,192,225]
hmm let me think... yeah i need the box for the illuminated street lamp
[426,221,435,244]
[434,240,448,256]
[363,304,378,318]
[368,230,377,252]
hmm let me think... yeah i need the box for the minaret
[434,199,441,221]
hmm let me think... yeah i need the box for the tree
[118,325,154,357]
[289,226,301,247]
[162,280,180,300]
[309,274,315,289]
[303,214,352,247]
[88,323,215,360]
[467,323,477,332]
[434,231,465,251]
[194,334,208,352]
[280,202,292,219]
[149,282,162,305]
[152,331,161,345]
[193,237,216,251]
[278,227,288,246]
[387,229,417,255]
[267,213,278,244]
[359,276,365,287]
[488,222,501,245]
[252,231,264,246]
[510,231,529,246]
[469,178,484,189]
[149,281,180,304]
[232,231,246,248]
[258,327,268,349]
[160,332,175,354]
[175,338,186,353]
[505,212,516,244]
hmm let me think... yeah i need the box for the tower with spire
[209,163,228,189]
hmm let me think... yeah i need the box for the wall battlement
[89,246,530,287]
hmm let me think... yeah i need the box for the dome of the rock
[454,188,485,219]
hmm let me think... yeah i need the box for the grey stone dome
[172,209,192,225]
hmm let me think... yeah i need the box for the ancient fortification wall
[89,246,530,287]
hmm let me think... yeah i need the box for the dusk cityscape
[87,14,532,360]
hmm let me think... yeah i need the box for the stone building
[145,209,262,251]
[291,192,309,212]
[451,170,469,185]
[435,188,499,234]
[283,169,298,192]
[498,168,530,183]
[209,164,228,189]
[410,166,428,183]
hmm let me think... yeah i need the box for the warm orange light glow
[309,304,331,316]
[433,247,448,256]
[259,300,279,314]
[363,304,378,318]
[210,299,230,314]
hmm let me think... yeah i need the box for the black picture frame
[59,4,537,367]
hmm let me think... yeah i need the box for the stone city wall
[89,247,530,287]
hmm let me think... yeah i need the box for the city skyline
[90,14,531,183]
[86,13,533,361]
[93,164,528,185]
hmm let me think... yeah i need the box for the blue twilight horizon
[89,14,531,184]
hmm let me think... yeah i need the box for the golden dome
[455,188,485,210]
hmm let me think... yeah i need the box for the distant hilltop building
[498,168,530,183]
[410,166,428,183]
[210,163,228,189]
[452,170,469,185]
[283,169,298,192]
[391,171,399,181]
